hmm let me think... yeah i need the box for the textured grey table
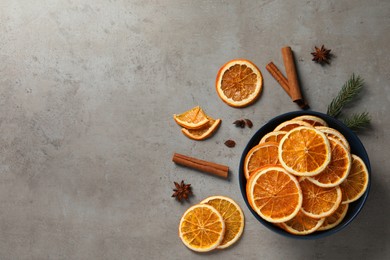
[1,1,389,259]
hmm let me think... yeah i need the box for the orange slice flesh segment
[200,196,244,249]
[247,166,302,223]
[274,120,312,132]
[292,115,328,127]
[173,106,209,129]
[279,126,331,177]
[316,126,350,151]
[244,142,280,179]
[179,204,225,252]
[318,203,349,231]
[299,178,342,218]
[307,137,351,187]
[245,164,282,210]
[340,154,369,204]
[259,131,287,144]
[281,210,325,235]
[181,117,221,140]
[216,59,263,108]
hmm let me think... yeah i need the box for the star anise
[172,180,192,202]
[311,45,332,64]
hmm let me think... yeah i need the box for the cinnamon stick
[266,62,291,98]
[281,46,303,103]
[172,153,229,179]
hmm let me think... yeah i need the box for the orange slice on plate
[340,154,369,204]
[173,106,209,129]
[245,165,278,210]
[179,204,225,252]
[280,210,325,235]
[216,59,263,107]
[307,137,351,187]
[278,126,331,177]
[259,131,287,144]
[246,166,302,223]
[181,117,221,140]
[318,203,349,231]
[244,142,280,179]
[292,115,328,127]
[201,196,244,249]
[273,120,312,132]
[316,126,350,151]
[299,178,342,218]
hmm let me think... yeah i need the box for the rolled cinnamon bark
[172,153,229,179]
[281,46,304,103]
[266,62,291,98]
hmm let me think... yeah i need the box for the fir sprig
[327,74,364,117]
[342,112,371,130]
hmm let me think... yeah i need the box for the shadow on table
[283,163,389,259]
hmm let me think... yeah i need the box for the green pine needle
[342,112,371,130]
[327,74,364,117]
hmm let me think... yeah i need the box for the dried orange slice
[201,196,244,249]
[216,59,263,107]
[307,137,351,187]
[259,131,287,144]
[181,117,221,140]
[179,204,225,252]
[340,154,369,204]
[292,115,328,127]
[299,178,342,218]
[245,165,276,210]
[318,203,349,231]
[279,126,331,177]
[244,142,280,179]
[316,126,350,151]
[173,106,209,129]
[274,120,312,132]
[281,210,325,235]
[247,166,302,223]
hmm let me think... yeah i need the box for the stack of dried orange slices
[178,196,244,252]
[173,106,221,140]
[245,115,369,235]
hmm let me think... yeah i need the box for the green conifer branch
[327,74,364,117]
[342,112,371,130]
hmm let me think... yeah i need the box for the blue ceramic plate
[239,111,371,239]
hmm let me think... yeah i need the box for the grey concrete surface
[1,0,389,259]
